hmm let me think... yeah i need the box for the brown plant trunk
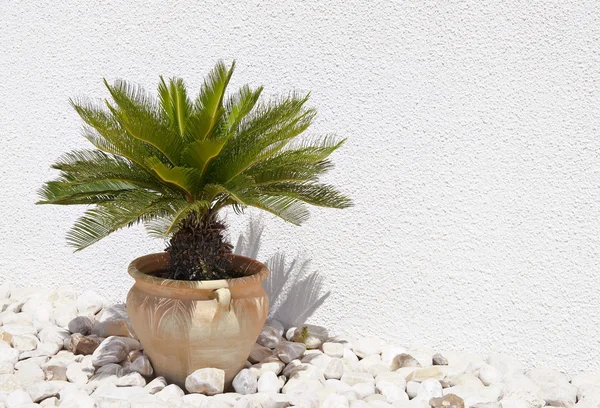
[165,211,240,281]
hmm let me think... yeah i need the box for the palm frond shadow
[234,217,330,327]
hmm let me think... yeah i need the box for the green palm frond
[145,200,211,238]
[38,180,138,205]
[206,93,316,184]
[71,100,163,169]
[223,85,264,135]
[104,79,183,164]
[66,190,186,250]
[186,61,235,142]
[245,136,345,185]
[241,195,310,225]
[179,139,225,175]
[257,182,352,209]
[178,85,265,175]
[145,157,201,199]
[49,149,167,192]
[40,61,351,251]
[157,77,173,123]
[158,77,192,137]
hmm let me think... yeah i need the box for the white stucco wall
[1,1,599,375]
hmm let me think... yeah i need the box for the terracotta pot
[126,252,269,388]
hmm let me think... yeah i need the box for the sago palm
[38,61,351,281]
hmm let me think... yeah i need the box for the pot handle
[211,288,231,312]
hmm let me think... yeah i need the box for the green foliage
[39,61,352,251]
[300,326,309,343]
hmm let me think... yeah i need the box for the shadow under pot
[126,252,270,389]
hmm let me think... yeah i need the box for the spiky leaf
[39,61,351,274]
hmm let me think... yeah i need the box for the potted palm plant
[38,61,351,387]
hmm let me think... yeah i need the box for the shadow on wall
[233,217,330,328]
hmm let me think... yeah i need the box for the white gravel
[0,282,597,408]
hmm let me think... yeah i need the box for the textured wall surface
[1,1,599,375]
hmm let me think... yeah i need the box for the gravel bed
[0,283,597,408]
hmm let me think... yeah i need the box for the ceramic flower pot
[126,252,269,388]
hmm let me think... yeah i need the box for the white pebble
[5,389,33,407]
[181,393,208,405]
[144,376,166,394]
[417,378,443,399]
[257,371,281,393]
[282,377,323,395]
[324,378,353,393]
[185,367,225,395]
[322,394,350,408]
[406,380,420,398]
[352,382,376,399]
[276,341,306,363]
[11,334,38,352]
[257,324,282,348]
[324,358,345,380]
[129,355,153,376]
[291,325,328,349]
[301,351,332,370]
[323,342,345,358]
[0,348,19,366]
[479,364,503,386]
[155,383,184,402]
[248,343,274,364]
[26,380,61,403]
[67,316,94,335]
[76,290,106,315]
[38,327,70,348]
[375,372,406,389]
[376,380,408,403]
[59,390,94,408]
[342,372,374,386]
[92,336,128,367]
[352,338,382,358]
[232,368,257,395]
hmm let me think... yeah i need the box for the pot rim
[128,252,269,291]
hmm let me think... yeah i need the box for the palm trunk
[165,211,239,281]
